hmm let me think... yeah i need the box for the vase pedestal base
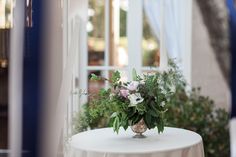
[133,133,146,138]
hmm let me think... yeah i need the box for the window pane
[142,10,160,67]
[109,0,128,67]
[88,0,105,66]
[88,70,105,100]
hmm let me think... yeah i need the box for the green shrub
[73,102,115,133]
[166,87,230,157]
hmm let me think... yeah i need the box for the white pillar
[9,0,25,156]
[183,0,192,86]
[127,0,143,78]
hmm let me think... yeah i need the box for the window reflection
[142,10,160,67]
[0,0,13,29]
[87,0,129,67]
[88,0,105,66]
[109,0,128,67]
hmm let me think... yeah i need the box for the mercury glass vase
[131,118,147,138]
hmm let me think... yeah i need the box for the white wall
[191,0,230,110]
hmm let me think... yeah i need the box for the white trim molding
[230,118,236,157]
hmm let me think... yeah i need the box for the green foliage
[166,87,230,157]
[73,60,230,157]
[73,98,116,133]
[78,61,180,134]
[132,69,138,81]
[90,74,100,81]
[111,71,121,85]
[120,8,127,37]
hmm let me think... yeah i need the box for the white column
[8,0,25,156]
[127,0,143,78]
[159,0,168,71]
[182,0,192,86]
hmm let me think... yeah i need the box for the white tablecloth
[69,127,204,157]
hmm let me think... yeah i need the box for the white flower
[160,86,167,95]
[128,93,144,106]
[127,81,139,91]
[140,80,145,85]
[160,101,166,107]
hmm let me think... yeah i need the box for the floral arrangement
[90,61,180,134]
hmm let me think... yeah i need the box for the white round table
[69,127,204,157]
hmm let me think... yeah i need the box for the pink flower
[127,81,139,91]
[120,89,129,98]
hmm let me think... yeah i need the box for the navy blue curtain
[22,0,42,156]
[227,0,236,118]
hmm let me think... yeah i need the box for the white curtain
[144,0,192,83]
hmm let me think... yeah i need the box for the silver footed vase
[131,118,147,138]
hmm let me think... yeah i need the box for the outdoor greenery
[166,87,230,157]
[73,60,230,157]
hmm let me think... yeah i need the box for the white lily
[128,93,144,106]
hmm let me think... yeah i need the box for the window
[0,0,13,29]
[79,0,168,105]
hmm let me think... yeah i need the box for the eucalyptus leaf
[132,68,138,81]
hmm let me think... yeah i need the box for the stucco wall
[191,0,230,110]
